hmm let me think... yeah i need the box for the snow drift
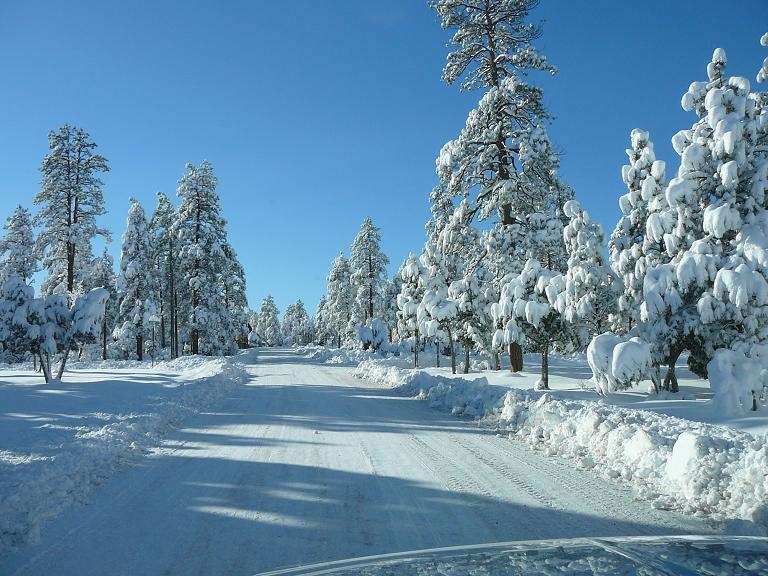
[356,358,768,529]
[0,353,249,555]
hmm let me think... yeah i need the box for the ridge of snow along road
[355,358,768,532]
[0,352,250,556]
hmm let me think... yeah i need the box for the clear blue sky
[0,1,765,314]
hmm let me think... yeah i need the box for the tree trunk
[39,353,51,383]
[464,344,470,374]
[137,333,143,361]
[493,351,500,371]
[414,329,419,368]
[450,338,456,375]
[539,346,550,390]
[56,345,72,381]
[102,315,108,360]
[662,361,679,393]
[509,342,523,372]
[436,339,440,368]
[160,301,166,350]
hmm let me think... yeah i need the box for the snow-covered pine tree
[348,218,389,332]
[314,295,330,345]
[149,192,178,356]
[282,300,313,346]
[256,295,282,347]
[324,255,354,348]
[87,248,118,360]
[0,205,37,285]
[381,276,401,343]
[114,198,155,360]
[396,253,425,367]
[608,129,666,333]
[431,0,564,372]
[418,244,458,371]
[636,45,768,391]
[174,161,231,355]
[561,200,616,342]
[221,243,249,349]
[497,258,572,389]
[35,125,109,296]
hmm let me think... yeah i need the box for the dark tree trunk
[449,337,456,375]
[493,351,500,371]
[463,344,470,374]
[414,329,419,368]
[436,339,440,368]
[509,342,523,372]
[540,346,550,390]
[137,333,143,361]
[102,315,108,360]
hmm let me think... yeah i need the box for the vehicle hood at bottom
[256,535,768,576]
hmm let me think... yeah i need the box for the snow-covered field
[0,351,251,555]
[355,352,768,530]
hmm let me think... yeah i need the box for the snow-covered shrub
[587,332,651,394]
[0,275,109,381]
[708,347,767,415]
[357,318,389,352]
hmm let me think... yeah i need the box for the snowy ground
[0,352,250,556]
[0,348,711,575]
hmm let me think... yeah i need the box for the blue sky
[0,1,765,314]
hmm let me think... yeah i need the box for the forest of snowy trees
[0,125,250,380]
[308,3,768,414]
[2,0,767,417]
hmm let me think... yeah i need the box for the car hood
[256,535,768,576]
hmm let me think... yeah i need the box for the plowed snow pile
[0,352,249,554]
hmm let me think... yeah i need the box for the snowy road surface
[2,348,711,575]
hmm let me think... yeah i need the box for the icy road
[3,349,710,575]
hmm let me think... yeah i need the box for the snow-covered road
[2,349,710,575]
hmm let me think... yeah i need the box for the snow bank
[295,345,374,365]
[356,358,768,529]
[0,353,249,555]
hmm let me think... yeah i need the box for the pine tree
[348,218,389,332]
[431,0,565,372]
[561,200,616,341]
[418,244,458,371]
[314,295,330,345]
[282,300,313,346]
[636,45,768,391]
[114,199,154,360]
[256,295,282,347]
[324,255,354,348]
[149,192,178,356]
[35,124,109,296]
[396,253,425,367]
[0,205,37,285]
[174,161,230,355]
[87,248,118,360]
[608,129,666,333]
[221,243,249,349]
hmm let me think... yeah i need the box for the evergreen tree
[174,161,230,355]
[114,199,155,360]
[396,253,425,367]
[637,46,768,391]
[35,124,109,296]
[282,300,313,346]
[149,192,178,356]
[324,255,354,347]
[256,295,282,347]
[221,243,249,349]
[87,248,118,360]
[561,200,616,341]
[348,218,389,331]
[431,0,566,372]
[0,205,37,285]
[608,129,666,333]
